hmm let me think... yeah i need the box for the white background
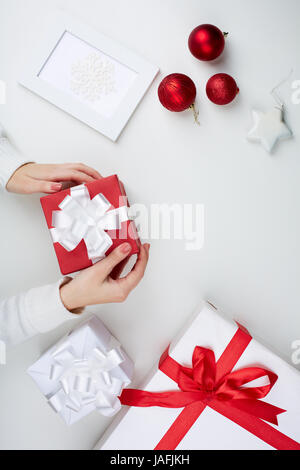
[0,0,299,450]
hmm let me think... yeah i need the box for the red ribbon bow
[120,325,300,450]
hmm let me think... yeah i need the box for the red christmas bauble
[188,24,226,61]
[206,73,239,105]
[158,73,196,112]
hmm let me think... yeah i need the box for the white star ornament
[247,106,292,153]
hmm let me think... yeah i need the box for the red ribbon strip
[120,325,300,450]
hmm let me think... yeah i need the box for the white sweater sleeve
[0,130,79,345]
[0,279,78,345]
[0,135,32,189]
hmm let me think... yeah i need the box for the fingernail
[120,243,131,254]
[51,183,62,191]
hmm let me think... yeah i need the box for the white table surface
[0,0,299,450]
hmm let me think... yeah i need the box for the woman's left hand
[60,243,150,311]
[6,162,102,194]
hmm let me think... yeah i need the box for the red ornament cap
[206,73,239,105]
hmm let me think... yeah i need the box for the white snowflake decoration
[70,52,116,102]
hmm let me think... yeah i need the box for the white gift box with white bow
[27,316,133,425]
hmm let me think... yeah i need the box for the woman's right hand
[6,162,102,194]
[60,243,150,311]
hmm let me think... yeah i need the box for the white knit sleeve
[0,136,32,189]
[0,279,79,345]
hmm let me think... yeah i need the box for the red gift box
[41,175,140,275]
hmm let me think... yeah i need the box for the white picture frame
[19,14,159,141]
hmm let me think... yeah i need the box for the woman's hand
[60,242,150,311]
[6,163,102,194]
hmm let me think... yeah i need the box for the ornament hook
[190,103,200,125]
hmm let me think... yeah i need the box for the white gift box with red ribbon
[28,316,133,425]
[95,303,300,450]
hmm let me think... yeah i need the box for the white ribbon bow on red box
[50,184,129,263]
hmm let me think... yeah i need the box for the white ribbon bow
[48,339,126,417]
[50,184,129,263]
